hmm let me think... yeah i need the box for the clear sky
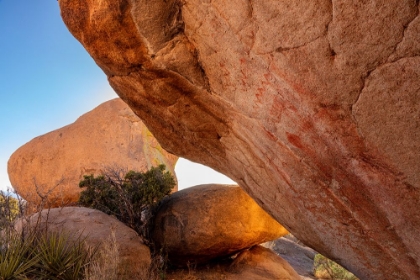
[0,0,234,192]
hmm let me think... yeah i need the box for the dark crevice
[193,48,212,92]
[164,0,185,42]
[350,68,374,119]
[275,46,291,53]
[326,0,335,59]
[274,33,325,54]
[248,0,254,19]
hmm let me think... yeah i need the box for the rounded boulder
[15,207,151,279]
[8,98,178,208]
[167,245,300,280]
[151,184,288,266]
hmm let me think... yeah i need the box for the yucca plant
[0,232,39,280]
[1,188,98,279]
[34,231,95,280]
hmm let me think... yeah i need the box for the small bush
[0,190,24,231]
[78,164,175,239]
[313,254,359,280]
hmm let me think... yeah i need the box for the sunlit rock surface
[58,1,420,279]
[152,184,288,266]
[8,99,178,207]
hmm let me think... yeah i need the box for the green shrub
[313,254,359,280]
[0,190,22,231]
[78,164,175,238]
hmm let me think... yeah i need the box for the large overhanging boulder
[58,1,420,279]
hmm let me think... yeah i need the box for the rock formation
[152,184,288,265]
[228,245,301,280]
[8,98,178,208]
[15,207,151,278]
[272,235,318,280]
[167,245,300,280]
[58,1,420,279]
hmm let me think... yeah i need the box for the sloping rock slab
[272,235,318,280]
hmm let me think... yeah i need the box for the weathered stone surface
[167,245,300,280]
[59,1,420,279]
[15,207,151,278]
[151,184,288,266]
[271,235,318,280]
[228,245,301,280]
[8,98,178,207]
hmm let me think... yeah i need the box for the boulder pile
[13,185,299,279]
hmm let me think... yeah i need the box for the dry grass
[85,230,120,280]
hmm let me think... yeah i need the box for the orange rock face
[152,184,288,266]
[58,1,420,279]
[8,99,177,207]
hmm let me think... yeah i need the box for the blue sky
[0,0,233,191]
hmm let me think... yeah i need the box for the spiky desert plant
[33,231,95,280]
[0,232,39,280]
[0,189,35,280]
[1,186,100,280]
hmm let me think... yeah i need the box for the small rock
[228,245,301,280]
[166,245,300,280]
